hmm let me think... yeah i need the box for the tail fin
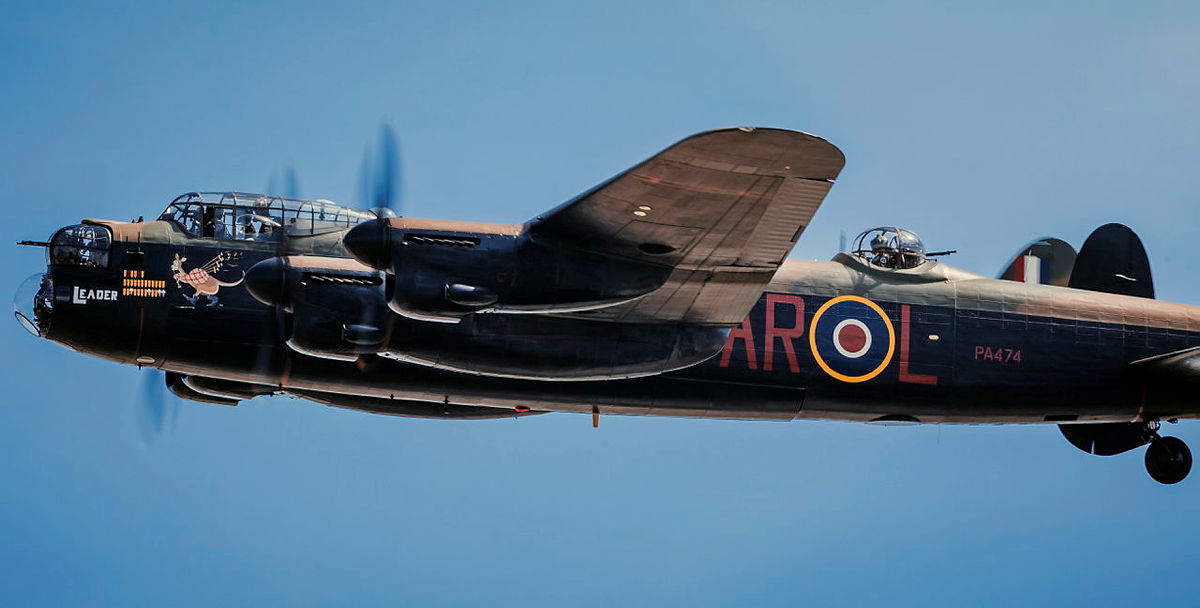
[1067,223,1154,298]
[997,237,1076,286]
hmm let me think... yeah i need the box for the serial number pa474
[974,346,1021,363]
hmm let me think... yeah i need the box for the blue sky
[3,1,1200,605]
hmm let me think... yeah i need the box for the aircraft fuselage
[24,221,1200,425]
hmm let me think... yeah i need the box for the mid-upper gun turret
[852,227,928,270]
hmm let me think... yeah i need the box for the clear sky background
[3,1,1200,605]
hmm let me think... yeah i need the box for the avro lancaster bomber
[15,128,1200,484]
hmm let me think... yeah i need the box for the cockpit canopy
[852,227,927,270]
[158,192,376,241]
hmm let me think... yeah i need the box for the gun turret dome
[852,227,927,270]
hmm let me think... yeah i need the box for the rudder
[1067,223,1154,298]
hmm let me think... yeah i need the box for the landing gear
[1145,436,1192,485]
[1059,419,1193,484]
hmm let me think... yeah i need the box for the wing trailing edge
[530,127,846,325]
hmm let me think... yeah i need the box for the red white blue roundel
[808,295,896,383]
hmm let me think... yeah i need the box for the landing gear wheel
[1145,436,1192,485]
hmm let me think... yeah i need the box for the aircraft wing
[1131,346,1200,383]
[528,127,845,325]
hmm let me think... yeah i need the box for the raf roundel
[808,295,895,383]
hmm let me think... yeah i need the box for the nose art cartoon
[170,252,244,306]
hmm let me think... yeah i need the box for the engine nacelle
[289,389,544,419]
[383,314,731,381]
[166,372,237,406]
[245,255,394,360]
[343,219,670,322]
[245,253,723,381]
[182,375,276,402]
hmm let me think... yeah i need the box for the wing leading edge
[1132,347,1200,384]
[528,127,845,325]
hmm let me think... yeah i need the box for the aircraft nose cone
[343,219,392,271]
[14,272,51,337]
[245,257,294,311]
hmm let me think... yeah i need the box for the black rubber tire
[1145,436,1192,485]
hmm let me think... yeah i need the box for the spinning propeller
[138,122,410,433]
[361,121,404,218]
[245,122,406,378]
[251,165,301,383]
[139,368,179,446]
[354,122,404,370]
[266,162,302,200]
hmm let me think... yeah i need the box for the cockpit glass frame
[49,225,111,268]
[157,192,375,241]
